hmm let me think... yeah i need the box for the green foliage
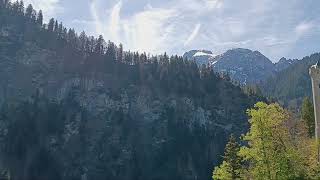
[213,161,233,180]
[240,102,303,179]
[213,102,320,180]
[213,134,243,180]
[301,97,315,137]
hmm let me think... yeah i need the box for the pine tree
[95,35,105,55]
[67,28,77,47]
[118,43,123,62]
[54,20,59,33]
[18,0,24,14]
[47,18,55,32]
[302,97,315,137]
[12,0,19,13]
[58,22,63,36]
[79,31,87,51]
[223,135,242,179]
[213,134,242,180]
[25,4,33,18]
[106,40,116,60]
[36,10,43,26]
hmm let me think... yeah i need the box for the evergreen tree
[302,97,315,137]
[79,31,87,52]
[67,28,77,47]
[48,18,55,32]
[25,4,33,18]
[18,0,24,14]
[12,0,19,13]
[213,134,243,180]
[54,20,59,33]
[58,22,63,36]
[106,40,116,60]
[36,10,43,26]
[95,35,105,55]
[118,43,123,62]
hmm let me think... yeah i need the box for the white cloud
[87,0,226,54]
[71,19,94,25]
[109,1,122,43]
[121,8,177,53]
[84,0,319,61]
[205,0,223,10]
[90,0,104,36]
[295,21,314,36]
[184,24,201,46]
[89,0,178,53]
[23,0,61,21]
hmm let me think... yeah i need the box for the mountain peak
[183,48,299,84]
[183,50,215,65]
[274,57,299,72]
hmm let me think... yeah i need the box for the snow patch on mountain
[193,51,215,57]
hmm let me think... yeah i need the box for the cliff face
[0,51,252,179]
[0,4,262,180]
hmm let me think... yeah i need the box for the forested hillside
[262,53,320,108]
[0,1,264,179]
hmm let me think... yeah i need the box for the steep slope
[262,53,320,108]
[212,48,275,85]
[0,2,262,180]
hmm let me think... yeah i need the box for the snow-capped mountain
[183,48,297,85]
[183,50,216,66]
[212,48,274,84]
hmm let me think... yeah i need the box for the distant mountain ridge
[261,53,320,108]
[183,49,299,84]
[275,57,299,72]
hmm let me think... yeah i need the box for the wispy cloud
[55,0,320,61]
[121,7,177,53]
[184,24,201,46]
[205,0,223,10]
[90,0,104,36]
[295,21,314,37]
[89,0,178,53]
[109,1,122,43]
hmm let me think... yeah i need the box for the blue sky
[23,0,320,62]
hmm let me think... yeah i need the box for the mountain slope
[0,2,262,180]
[184,49,299,85]
[212,48,274,85]
[262,53,320,107]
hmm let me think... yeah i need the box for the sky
[22,0,320,62]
